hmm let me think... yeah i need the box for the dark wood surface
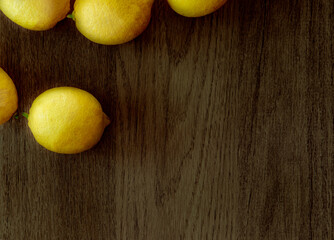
[0,0,333,239]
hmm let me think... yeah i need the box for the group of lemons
[0,0,228,154]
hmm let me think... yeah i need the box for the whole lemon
[0,68,18,125]
[28,87,110,154]
[167,0,228,17]
[70,0,154,45]
[0,0,70,31]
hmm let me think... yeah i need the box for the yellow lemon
[0,0,70,31]
[0,68,18,125]
[70,0,154,45]
[28,87,110,154]
[167,0,228,17]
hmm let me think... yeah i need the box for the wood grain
[0,0,333,239]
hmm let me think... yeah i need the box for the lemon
[70,0,154,45]
[28,87,110,154]
[0,0,70,31]
[167,0,228,17]
[0,68,18,125]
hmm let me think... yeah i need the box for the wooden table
[0,0,333,239]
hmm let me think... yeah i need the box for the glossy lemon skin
[72,0,154,45]
[28,87,110,154]
[0,68,18,125]
[0,0,70,30]
[167,0,228,17]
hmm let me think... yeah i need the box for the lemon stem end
[103,113,111,127]
[67,14,75,21]
[22,112,29,119]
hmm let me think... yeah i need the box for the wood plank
[0,0,333,239]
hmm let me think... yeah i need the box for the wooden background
[0,0,333,239]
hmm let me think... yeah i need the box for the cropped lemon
[0,68,18,125]
[28,87,110,154]
[0,0,70,31]
[70,0,154,45]
[167,0,228,17]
